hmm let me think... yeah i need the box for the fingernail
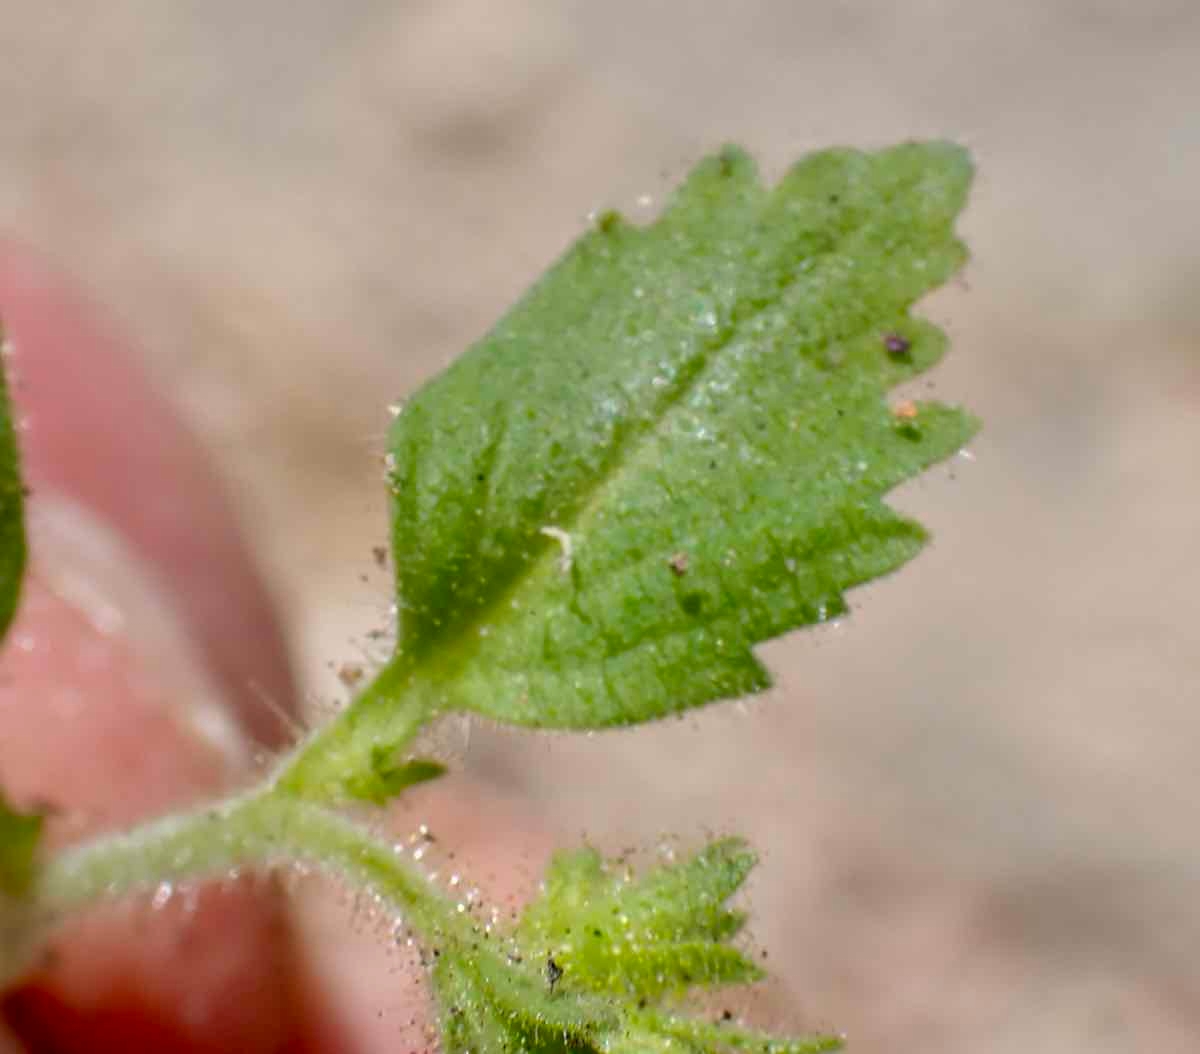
[0,492,254,842]
[0,246,296,746]
[0,249,301,1054]
[29,492,252,775]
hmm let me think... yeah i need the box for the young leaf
[0,332,26,642]
[342,753,445,806]
[515,838,761,1000]
[385,142,976,730]
[629,1010,844,1054]
[429,839,841,1054]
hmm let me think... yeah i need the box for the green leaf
[0,789,41,898]
[430,840,841,1054]
[341,753,445,806]
[518,838,754,948]
[631,1010,845,1054]
[278,140,977,801]
[0,332,27,643]
[385,141,976,730]
[515,839,760,1000]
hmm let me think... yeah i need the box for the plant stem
[274,654,440,802]
[29,657,475,975]
[38,791,470,945]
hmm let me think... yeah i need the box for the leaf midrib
[413,206,879,690]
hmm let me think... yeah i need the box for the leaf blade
[431,839,818,1054]
[515,839,762,1003]
[387,141,976,730]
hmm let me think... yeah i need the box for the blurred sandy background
[2,2,1198,1050]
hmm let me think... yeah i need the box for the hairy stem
[275,655,441,802]
[25,660,475,978]
[38,791,470,945]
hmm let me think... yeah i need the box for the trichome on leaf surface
[0,141,976,1051]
